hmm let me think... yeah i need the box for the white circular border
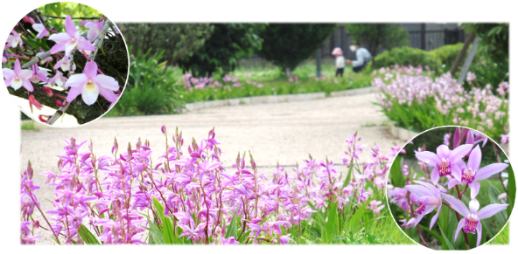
[4,0,131,129]
[385,125,518,253]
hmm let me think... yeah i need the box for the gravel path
[21,92,402,244]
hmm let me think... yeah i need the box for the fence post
[457,37,481,84]
[420,23,426,50]
[316,47,322,78]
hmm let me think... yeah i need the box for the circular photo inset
[386,126,514,250]
[2,2,128,126]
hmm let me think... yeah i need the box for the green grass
[21,121,41,131]
[171,58,374,104]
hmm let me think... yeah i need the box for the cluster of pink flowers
[388,127,509,247]
[22,126,398,245]
[3,14,120,121]
[182,73,263,91]
[372,65,509,142]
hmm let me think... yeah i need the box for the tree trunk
[285,67,292,78]
[450,30,476,75]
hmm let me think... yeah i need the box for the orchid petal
[65,40,78,56]
[14,59,22,74]
[94,75,119,90]
[476,223,482,247]
[475,163,509,181]
[81,82,99,105]
[65,15,77,36]
[22,80,34,92]
[477,203,509,220]
[467,145,481,171]
[450,144,473,162]
[3,68,15,79]
[451,163,462,181]
[448,178,463,189]
[416,151,440,165]
[10,77,22,90]
[469,181,481,199]
[441,193,469,217]
[66,87,82,102]
[77,36,95,51]
[83,61,98,78]
[431,168,440,185]
[454,218,466,242]
[98,87,118,102]
[65,74,88,88]
[430,205,441,229]
[50,43,66,55]
[436,145,450,158]
[48,33,71,44]
[404,185,433,198]
[19,70,33,80]
[468,199,480,213]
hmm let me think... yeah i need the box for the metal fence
[245,24,466,62]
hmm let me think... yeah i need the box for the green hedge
[373,46,441,71]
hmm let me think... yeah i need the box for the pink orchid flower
[48,15,95,56]
[448,145,509,199]
[79,20,104,42]
[65,61,119,105]
[442,194,508,246]
[32,23,50,38]
[3,59,34,91]
[54,56,72,72]
[221,236,239,245]
[7,30,23,48]
[48,71,68,87]
[415,144,473,184]
[30,65,49,84]
[404,180,442,229]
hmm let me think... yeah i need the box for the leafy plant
[255,24,337,76]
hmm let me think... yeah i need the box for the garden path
[21,92,401,243]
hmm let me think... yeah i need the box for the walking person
[346,42,372,73]
[332,47,345,77]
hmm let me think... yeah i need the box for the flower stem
[442,202,470,250]
[24,183,61,244]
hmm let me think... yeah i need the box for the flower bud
[42,87,54,96]
[161,125,166,134]
[27,161,34,180]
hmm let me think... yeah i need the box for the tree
[345,24,409,68]
[255,24,337,77]
[460,21,511,83]
[116,23,213,66]
[176,24,264,77]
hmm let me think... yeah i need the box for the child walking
[332,47,345,77]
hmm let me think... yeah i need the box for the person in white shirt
[346,42,372,73]
[331,47,345,77]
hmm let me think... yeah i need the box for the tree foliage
[345,24,409,68]
[255,23,337,76]
[116,23,213,66]
[463,23,508,83]
[176,23,264,77]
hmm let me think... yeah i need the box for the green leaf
[349,199,370,232]
[152,196,175,244]
[225,205,240,239]
[438,221,455,250]
[147,218,164,244]
[507,167,515,216]
[78,224,100,245]
[323,201,338,243]
[389,156,403,187]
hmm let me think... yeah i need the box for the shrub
[430,43,465,71]
[373,47,441,72]
[107,49,183,116]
